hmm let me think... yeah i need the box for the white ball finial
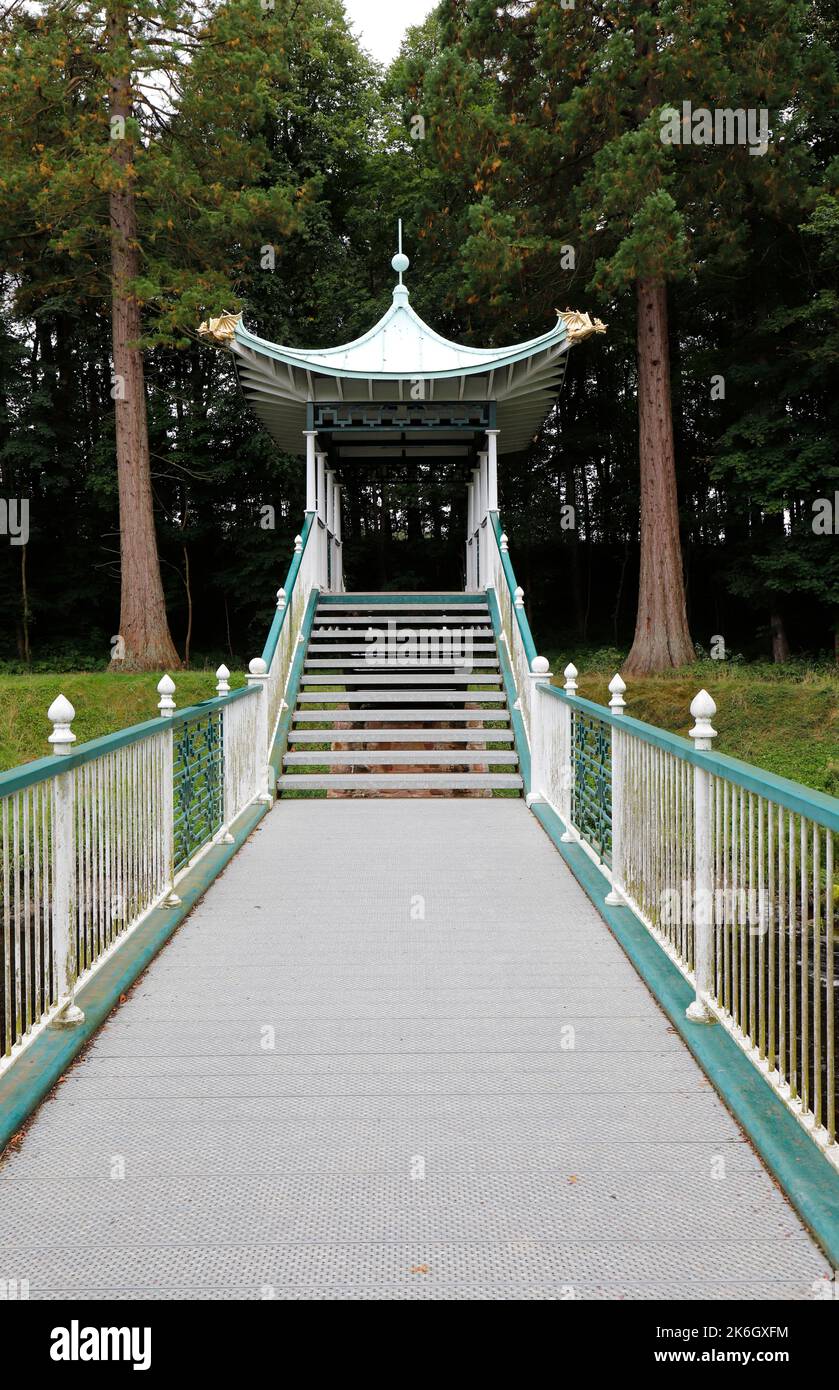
[531,655,550,675]
[294,535,303,554]
[276,587,287,610]
[608,673,626,713]
[47,694,76,753]
[391,251,409,274]
[216,664,230,695]
[514,586,524,609]
[689,689,718,748]
[157,674,176,717]
[500,532,509,553]
[563,663,578,693]
[248,657,268,677]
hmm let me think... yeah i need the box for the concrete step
[301,658,497,669]
[292,709,511,723]
[296,691,506,704]
[279,772,523,790]
[306,643,499,654]
[316,604,489,616]
[300,673,502,686]
[283,750,520,766]
[286,728,515,744]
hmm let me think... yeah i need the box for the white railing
[483,513,541,746]
[260,512,321,745]
[529,664,839,1167]
[0,523,317,1073]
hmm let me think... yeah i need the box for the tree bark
[107,4,180,671]
[770,611,790,663]
[624,278,694,674]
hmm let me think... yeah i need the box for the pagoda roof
[198,243,604,456]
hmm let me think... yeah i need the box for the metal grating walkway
[0,801,830,1300]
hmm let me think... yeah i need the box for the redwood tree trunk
[107,5,180,671]
[624,279,694,674]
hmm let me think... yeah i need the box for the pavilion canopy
[199,258,605,458]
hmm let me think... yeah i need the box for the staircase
[279,594,523,796]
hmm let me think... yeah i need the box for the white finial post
[514,586,524,609]
[276,587,287,611]
[605,674,627,906]
[216,664,230,696]
[247,657,273,804]
[560,665,579,840]
[687,689,719,1024]
[294,534,303,554]
[157,674,176,717]
[47,695,84,1024]
[500,532,509,554]
[47,695,76,755]
[526,656,552,807]
[608,672,626,714]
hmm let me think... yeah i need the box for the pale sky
[343,0,438,65]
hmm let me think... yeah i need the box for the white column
[605,674,627,905]
[466,482,475,590]
[687,690,718,1023]
[525,656,552,807]
[486,429,499,512]
[478,450,488,526]
[316,452,327,585]
[247,658,274,804]
[47,695,84,1025]
[304,430,317,513]
[471,467,481,587]
[333,482,342,541]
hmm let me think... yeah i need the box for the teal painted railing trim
[541,682,839,831]
[260,512,315,669]
[489,512,538,666]
[0,685,257,798]
[269,588,319,780]
[529,797,839,1270]
[316,592,478,606]
[0,794,271,1158]
[486,586,530,793]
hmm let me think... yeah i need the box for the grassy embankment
[0,659,837,798]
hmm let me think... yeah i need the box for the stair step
[296,691,505,704]
[279,773,523,790]
[283,750,519,766]
[307,643,499,654]
[316,604,488,615]
[301,673,502,686]
[287,728,515,743]
[304,660,500,672]
[292,709,510,723]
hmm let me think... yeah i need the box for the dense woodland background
[0,0,838,670]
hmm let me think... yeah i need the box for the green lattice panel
[572,709,612,867]
[173,712,223,871]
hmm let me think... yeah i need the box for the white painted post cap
[608,672,627,712]
[514,586,524,608]
[294,535,303,553]
[276,587,287,610]
[689,689,718,744]
[563,662,578,691]
[157,674,176,716]
[530,655,551,675]
[248,657,268,677]
[500,532,509,553]
[47,694,76,752]
[216,664,230,695]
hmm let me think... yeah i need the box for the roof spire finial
[391,218,409,286]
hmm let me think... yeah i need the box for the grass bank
[0,669,247,772]
[543,652,839,797]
